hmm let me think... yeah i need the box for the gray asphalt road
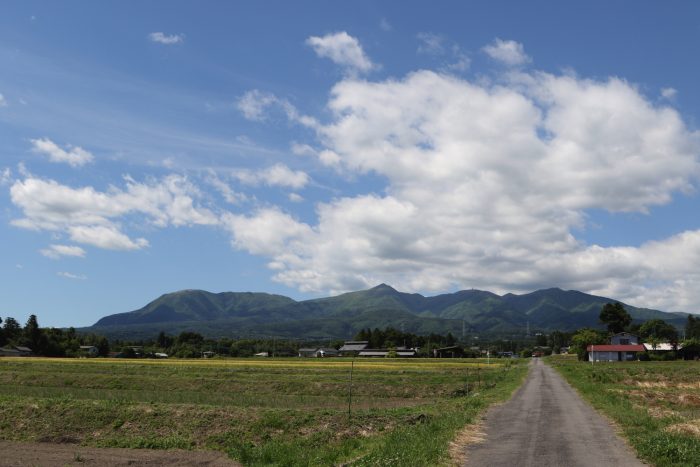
[463,358,645,467]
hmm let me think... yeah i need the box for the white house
[588,333,644,362]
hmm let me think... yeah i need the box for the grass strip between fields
[548,356,700,467]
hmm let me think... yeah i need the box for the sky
[2,1,700,328]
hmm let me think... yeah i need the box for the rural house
[338,341,369,356]
[79,345,99,357]
[0,346,33,357]
[315,348,339,358]
[298,348,318,358]
[357,347,417,358]
[587,333,645,362]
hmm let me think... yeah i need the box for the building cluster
[587,332,681,362]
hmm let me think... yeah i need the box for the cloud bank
[229,67,700,311]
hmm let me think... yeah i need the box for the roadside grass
[0,357,526,466]
[549,355,700,467]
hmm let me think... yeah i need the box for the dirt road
[463,358,645,467]
[0,440,240,467]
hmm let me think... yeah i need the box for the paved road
[463,358,645,467]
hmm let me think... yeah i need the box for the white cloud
[237,90,319,128]
[417,33,445,55]
[483,38,531,66]
[30,138,94,167]
[68,225,149,251]
[380,19,392,32]
[57,271,87,280]
[416,33,470,72]
[207,174,247,205]
[230,67,700,312]
[288,193,304,203]
[222,208,313,257]
[40,244,86,259]
[0,168,11,185]
[148,32,184,45]
[10,174,217,251]
[0,93,7,107]
[237,90,280,121]
[306,32,375,74]
[661,87,678,100]
[234,164,309,189]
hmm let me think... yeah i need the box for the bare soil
[0,440,240,467]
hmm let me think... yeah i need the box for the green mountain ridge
[87,284,688,339]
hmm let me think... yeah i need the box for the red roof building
[587,344,645,362]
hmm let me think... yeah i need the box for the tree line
[568,303,700,360]
[1,315,109,357]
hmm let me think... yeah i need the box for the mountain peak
[371,283,396,291]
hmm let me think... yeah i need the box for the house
[357,348,417,358]
[0,347,21,357]
[610,332,639,345]
[434,346,464,358]
[254,352,269,357]
[643,343,681,352]
[315,348,339,358]
[338,341,369,356]
[202,351,216,358]
[298,348,318,358]
[587,332,645,362]
[154,352,169,358]
[0,346,33,357]
[79,345,99,357]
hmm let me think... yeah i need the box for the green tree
[639,319,678,345]
[599,302,631,334]
[2,317,22,343]
[23,314,42,351]
[570,328,606,361]
[685,315,700,339]
[0,317,4,347]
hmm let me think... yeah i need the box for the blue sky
[2,1,700,328]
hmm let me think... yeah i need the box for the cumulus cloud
[234,164,309,189]
[0,93,7,107]
[483,38,531,66]
[306,32,375,74]
[40,244,86,259]
[30,138,94,167]
[229,67,700,311]
[10,174,217,251]
[148,32,184,45]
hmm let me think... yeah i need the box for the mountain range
[85,284,688,340]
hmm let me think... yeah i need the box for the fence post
[347,357,355,419]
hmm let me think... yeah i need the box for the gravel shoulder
[463,358,645,467]
[0,440,240,467]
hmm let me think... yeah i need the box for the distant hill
[86,284,688,340]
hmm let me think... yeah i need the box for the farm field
[0,357,527,466]
[549,356,700,467]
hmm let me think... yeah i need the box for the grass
[0,356,527,466]
[549,355,700,467]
